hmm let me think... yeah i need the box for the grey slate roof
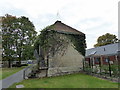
[86,43,120,56]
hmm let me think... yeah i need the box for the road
[0,66,28,89]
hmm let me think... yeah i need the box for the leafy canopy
[2,14,37,66]
[94,33,118,47]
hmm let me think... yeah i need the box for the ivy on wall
[34,25,86,57]
[67,34,86,56]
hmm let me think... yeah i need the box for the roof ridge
[53,21,84,35]
[87,42,119,50]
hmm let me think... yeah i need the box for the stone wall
[48,43,84,76]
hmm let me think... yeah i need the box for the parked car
[12,61,28,67]
[21,61,28,66]
[27,60,33,64]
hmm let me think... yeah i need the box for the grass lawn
[9,73,118,88]
[0,66,27,80]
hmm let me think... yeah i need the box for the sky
[0,0,119,49]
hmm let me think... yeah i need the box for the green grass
[9,73,118,88]
[0,66,27,80]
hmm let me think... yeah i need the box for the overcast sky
[0,0,119,49]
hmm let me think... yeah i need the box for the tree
[2,14,17,67]
[22,45,35,60]
[2,14,37,67]
[15,16,37,65]
[94,33,118,47]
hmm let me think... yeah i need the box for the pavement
[0,66,28,89]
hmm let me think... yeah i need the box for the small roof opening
[89,51,97,56]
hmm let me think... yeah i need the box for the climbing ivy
[67,34,86,56]
[34,25,86,57]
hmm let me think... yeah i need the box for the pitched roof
[50,21,84,35]
[86,43,120,57]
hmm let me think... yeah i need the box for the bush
[101,65,109,74]
[111,65,119,77]
[84,67,93,73]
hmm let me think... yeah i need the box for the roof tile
[51,21,84,35]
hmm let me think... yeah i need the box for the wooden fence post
[99,56,102,75]
[83,58,85,71]
[108,57,112,77]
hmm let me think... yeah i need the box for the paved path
[0,66,28,89]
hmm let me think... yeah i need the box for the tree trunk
[18,51,22,67]
[18,54,21,67]
[8,59,11,68]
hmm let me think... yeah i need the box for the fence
[84,55,119,80]
[23,63,38,79]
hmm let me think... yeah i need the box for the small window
[104,48,106,51]
[104,58,108,63]
[95,58,99,63]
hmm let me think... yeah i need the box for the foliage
[2,14,17,67]
[34,26,69,57]
[34,25,54,54]
[101,65,109,74]
[100,65,119,76]
[111,65,119,77]
[2,14,37,67]
[84,67,93,73]
[94,33,118,47]
[67,34,86,56]
[34,25,86,57]
[22,45,35,60]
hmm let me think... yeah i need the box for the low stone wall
[48,66,83,77]
[36,70,47,78]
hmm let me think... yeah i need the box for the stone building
[36,21,86,77]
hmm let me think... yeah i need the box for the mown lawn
[0,66,27,80]
[9,73,118,88]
